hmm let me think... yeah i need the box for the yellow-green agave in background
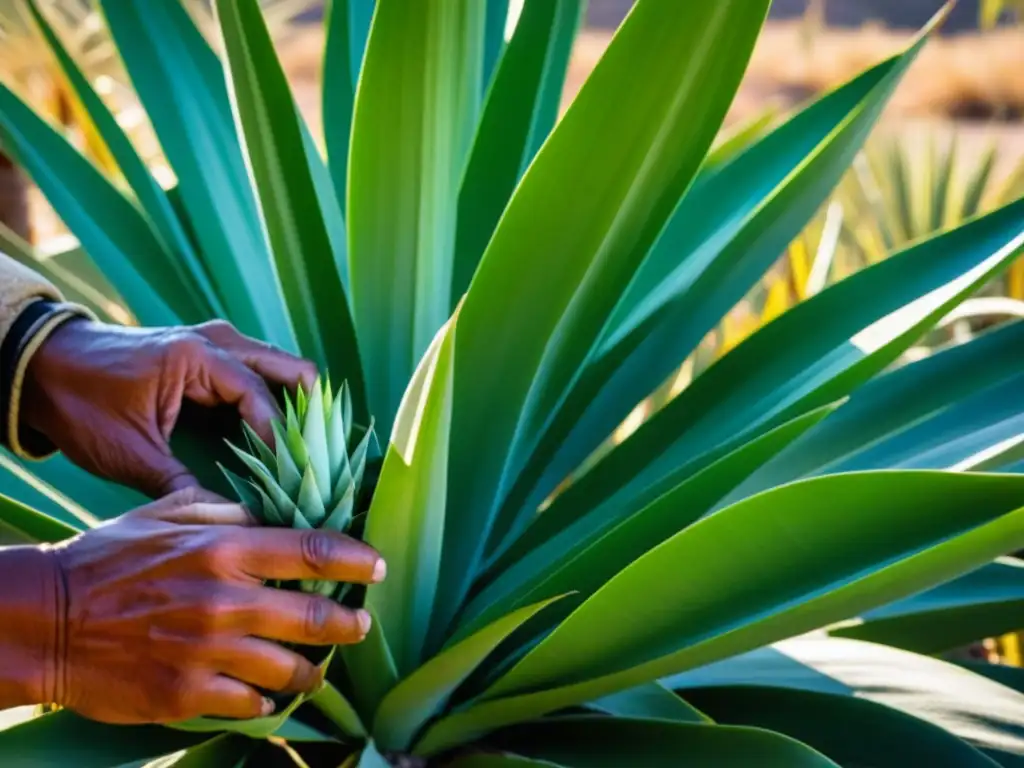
[1,0,1024,766]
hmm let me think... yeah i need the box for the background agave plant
[1,0,1024,766]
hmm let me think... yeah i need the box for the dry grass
[564,22,1024,124]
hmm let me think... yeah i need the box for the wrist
[0,545,65,707]
[19,313,90,441]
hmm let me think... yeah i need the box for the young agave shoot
[221,378,375,596]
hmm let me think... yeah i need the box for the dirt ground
[279,20,1024,183]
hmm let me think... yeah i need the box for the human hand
[20,318,317,497]
[44,489,385,724]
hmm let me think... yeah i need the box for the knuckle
[196,319,234,336]
[163,673,195,720]
[199,536,242,571]
[300,531,337,576]
[303,596,335,643]
[169,487,200,506]
[195,590,234,632]
[169,331,210,360]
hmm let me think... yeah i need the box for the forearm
[0,545,60,708]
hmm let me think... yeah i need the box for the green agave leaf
[365,317,456,675]
[445,757,562,768]
[424,471,1024,748]
[271,716,339,743]
[0,80,178,328]
[829,557,1024,653]
[146,735,252,768]
[272,420,302,497]
[539,192,1024,543]
[474,716,840,767]
[376,597,563,752]
[23,0,221,322]
[219,466,264,521]
[465,404,838,638]
[828,373,1024,472]
[349,0,484,434]
[0,491,81,544]
[490,19,939,549]
[98,0,295,350]
[301,382,332,503]
[2,450,144,523]
[452,0,582,304]
[215,0,365,411]
[327,386,351,486]
[701,107,778,172]
[299,117,352,298]
[438,0,770,651]
[341,605,399,723]
[355,742,390,768]
[481,0,510,95]
[956,661,1024,696]
[682,685,1000,767]
[488,471,1024,697]
[728,319,1024,499]
[588,682,710,725]
[297,464,326,526]
[0,709,208,768]
[240,422,276,476]
[309,681,366,739]
[323,0,374,215]
[664,636,1024,765]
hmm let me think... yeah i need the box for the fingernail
[372,558,387,583]
[261,697,275,716]
[356,609,372,636]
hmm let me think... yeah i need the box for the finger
[238,528,385,584]
[143,502,256,527]
[208,638,321,694]
[188,674,272,721]
[186,346,279,445]
[242,587,372,646]
[194,321,317,392]
[123,444,201,500]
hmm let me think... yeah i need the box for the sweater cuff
[1,300,94,460]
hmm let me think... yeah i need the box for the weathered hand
[20,318,317,497]
[46,489,384,724]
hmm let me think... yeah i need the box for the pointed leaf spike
[298,464,327,526]
[327,380,350,489]
[273,420,303,497]
[220,464,265,521]
[242,421,278,474]
[303,381,332,503]
[323,376,334,416]
[251,483,287,526]
[286,412,310,475]
[297,385,309,424]
[227,442,299,524]
[323,483,356,533]
[343,381,353,443]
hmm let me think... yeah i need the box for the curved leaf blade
[365,316,456,675]
[376,597,562,752]
[214,0,364,409]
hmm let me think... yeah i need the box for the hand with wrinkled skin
[21,318,318,498]
[32,489,384,724]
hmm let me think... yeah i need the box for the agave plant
[2,0,1024,766]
